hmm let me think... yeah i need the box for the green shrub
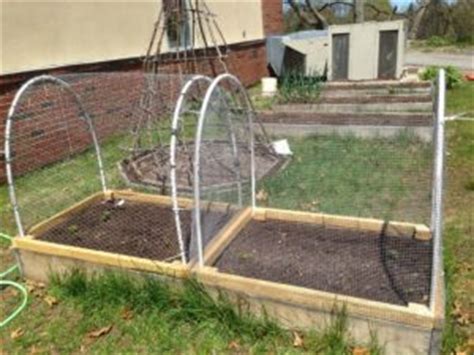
[426,36,454,47]
[420,65,464,89]
[278,70,325,104]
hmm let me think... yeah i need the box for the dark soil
[38,199,192,261]
[121,141,285,192]
[215,219,432,306]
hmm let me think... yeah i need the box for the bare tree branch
[304,0,329,29]
[317,1,354,13]
[284,0,416,30]
[287,0,317,28]
[409,0,432,39]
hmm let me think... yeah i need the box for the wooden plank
[112,190,239,214]
[28,191,105,236]
[112,190,193,208]
[202,208,253,266]
[252,208,267,221]
[13,237,188,278]
[194,267,436,329]
[323,214,359,229]
[263,208,324,224]
[415,224,432,241]
[257,207,432,240]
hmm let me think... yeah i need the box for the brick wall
[0,40,270,182]
[261,0,284,36]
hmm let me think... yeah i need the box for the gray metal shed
[267,20,406,81]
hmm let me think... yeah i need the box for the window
[164,0,191,49]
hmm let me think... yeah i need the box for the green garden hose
[0,233,28,328]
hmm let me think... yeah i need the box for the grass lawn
[1,271,382,354]
[261,132,433,224]
[447,81,474,117]
[0,135,128,235]
[1,83,473,353]
[440,82,474,353]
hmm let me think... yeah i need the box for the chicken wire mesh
[2,68,448,309]
[213,72,448,308]
[191,74,272,263]
[168,74,282,263]
[216,123,436,304]
[2,72,201,263]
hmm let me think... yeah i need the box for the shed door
[378,30,398,79]
[332,33,350,80]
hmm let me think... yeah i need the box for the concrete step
[274,101,432,114]
[258,111,433,127]
[324,81,431,91]
[321,87,431,98]
[261,123,433,142]
[316,95,432,104]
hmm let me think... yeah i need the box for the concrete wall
[0,0,265,75]
[328,20,406,81]
[286,37,329,76]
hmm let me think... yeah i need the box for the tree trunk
[355,0,365,23]
[409,0,431,39]
[304,0,329,29]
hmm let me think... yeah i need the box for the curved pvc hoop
[170,75,212,264]
[194,74,256,266]
[4,75,107,237]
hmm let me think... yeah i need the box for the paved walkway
[405,49,474,71]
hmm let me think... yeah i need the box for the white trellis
[192,73,257,266]
[170,74,213,263]
[4,75,106,237]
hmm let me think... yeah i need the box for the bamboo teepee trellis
[124,0,230,193]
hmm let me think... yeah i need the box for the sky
[390,0,415,10]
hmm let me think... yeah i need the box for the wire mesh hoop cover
[4,75,106,237]
[192,74,256,266]
[170,75,213,264]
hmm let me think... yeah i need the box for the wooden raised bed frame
[195,207,443,355]
[12,190,195,282]
[12,198,444,354]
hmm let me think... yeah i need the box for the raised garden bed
[36,194,191,262]
[195,207,443,355]
[120,142,286,193]
[12,202,444,354]
[258,111,433,127]
[214,212,432,306]
[12,191,198,281]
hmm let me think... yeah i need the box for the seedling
[67,225,79,235]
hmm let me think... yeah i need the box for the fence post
[430,69,446,313]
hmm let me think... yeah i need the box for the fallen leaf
[256,189,268,202]
[228,340,240,350]
[25,280,46,297]
[452,301,462,317]
[293,331,304,348]
[352,347,370,355]
[88,325,113,338]
[29,345,42,354]
[452,301,471,326]
[10,328,24,340]
[44,295,58,307]
[121,308,133,320]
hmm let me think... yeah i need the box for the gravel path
[405,49,474,71]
